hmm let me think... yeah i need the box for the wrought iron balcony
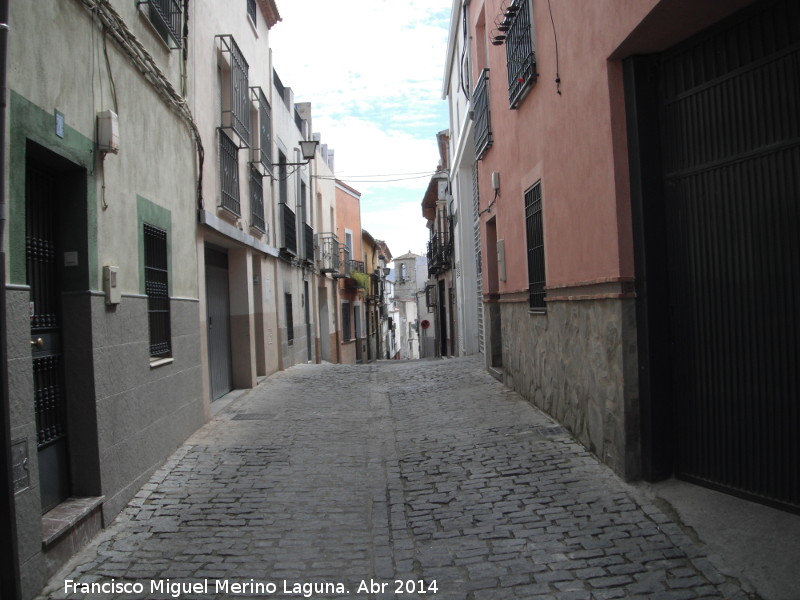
[473,68,493,159]
[427,232,453,276]
[345,259,365,275]
[280,203,296,255]
[316,232,341,274]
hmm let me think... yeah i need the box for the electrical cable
[547,0,561,95]
[77,0,205,208]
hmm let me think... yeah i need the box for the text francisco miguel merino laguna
[63,577,440,597]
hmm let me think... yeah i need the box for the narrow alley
[37,358,755,600]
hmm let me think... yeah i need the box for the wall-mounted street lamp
[283,140,319,166]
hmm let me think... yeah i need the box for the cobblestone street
[39,358,755,600]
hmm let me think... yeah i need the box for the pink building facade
[447,0,799,510]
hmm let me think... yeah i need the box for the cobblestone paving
[39,357,756,600]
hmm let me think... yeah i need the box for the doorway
[26,158,70,513]
[205,246,233,401]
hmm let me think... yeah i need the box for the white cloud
[269,0,451,250]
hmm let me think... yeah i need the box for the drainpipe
[0,0,22,597]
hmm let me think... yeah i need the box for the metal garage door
[205,246,233,401]
[660,0,800,509]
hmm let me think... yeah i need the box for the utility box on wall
[103,265,120,305]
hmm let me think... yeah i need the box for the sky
[269,0,453,261]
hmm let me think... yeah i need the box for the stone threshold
[42,496,104,550]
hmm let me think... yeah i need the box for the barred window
[217,35,250,145]
[255,87,272,172]
[219,131,240,215]
[250,167,265,233]
[342,302,351,342]
[285,293,294,346]
[144,223,172,358]
[524,182,546,310]
[141,0,182,49]
[505,0,537,108]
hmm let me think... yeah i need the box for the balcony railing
[473,69,492,159]
[345,259,365,275]
[316,232,341,274]
[427,232,453,276]
[280,204,296,255]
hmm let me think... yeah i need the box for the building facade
[422,133,458,358]
[335,181,366,364]
[447,0,799,510]
[4,1,205,595]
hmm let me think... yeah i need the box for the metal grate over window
[524,182,546,310]
[144,223,172,358]
[285,293,294,345]
[341,302,351,342]
[506,0,537,108]
[250,167,265,233]
[473,69,493,159]
[219,131,240,215]
[281,203,297,255]
[217,35,250,145]
[139,0,182,48]
[254,87,272,173]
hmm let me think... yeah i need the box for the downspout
[0,0,22,598]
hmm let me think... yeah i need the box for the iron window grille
[342,302,351,342]
[285,293,294,346]
[472,69,493,159]
[304,224,314,264]
[524,181,546,310]
[219,130,240,216]
[506,0,537,108]
[247,0,257,26]
[250,87,272,174]
[144,223,172,358]
[216,34,250,146]
[250,166,266,233]
[138,0,182,49]
[281,203,297,255]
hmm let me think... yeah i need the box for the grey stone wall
[7,289,204,599]
[94,294,204,519]
[498,299,640,479]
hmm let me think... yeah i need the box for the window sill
[150,357,174,369]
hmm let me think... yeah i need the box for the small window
[524,181,545,310]
[219,131,240,215]
[144,223,172,358]
[140,0,182,49]
[285,293,294,345]
[341,302,351,342]
[250,166,265,233]
[247,0,257,27]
